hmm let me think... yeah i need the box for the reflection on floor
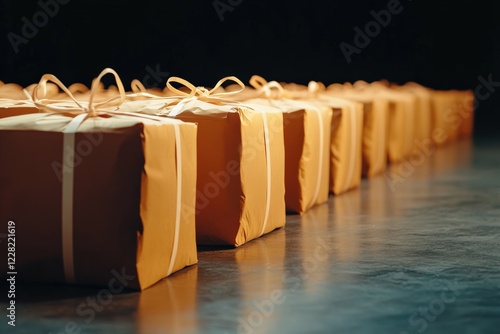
[2,138,500,334]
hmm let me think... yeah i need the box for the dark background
[1,0,499,135]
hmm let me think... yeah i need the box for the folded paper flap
[0,98,36,108]
[318,94,364,109]
[240,102,284,114]
[118,98,237,118]
[0,111,187,132]
[0,83,30,100]
[118,97,283,119]
[246,97,321,114]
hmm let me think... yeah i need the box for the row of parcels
[0,69,474,290]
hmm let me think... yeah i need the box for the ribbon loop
[131,79,148,94]
[249,75,268,90]
[166,77,198,98]
[32,68,126,117]
[89,68,126,116]
[307,81,326,96]
[166,76,246,101]
[207,76,245,96]
[33,74,86,112]
[249,75,292,99]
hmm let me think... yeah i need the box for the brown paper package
[378,90,415,163]
[457,90,474,138]
[175,106,286,246]
[119,97,287,246]
[337,87,414,163]
[245,98,332,214]
[324,89,387,179]
[397,84,433,151]
[430,90,474,145]
[0,113,198,290]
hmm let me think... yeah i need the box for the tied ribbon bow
[250,75,327,100]
[32,68,126,117]
[158,76,246,116]
[29,68,127,284]
[25,68,186,284]
[249,75,293,99]
[166,76,245,100]
[124,76,246,117]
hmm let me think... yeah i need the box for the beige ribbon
[121,76,247,116]
[310,82,358,193]
[258,111,272,236]
[32,69,126,116]
[165,76,246,116]
[31,68,183,283]
[156,76,273,236]
[344,103,357,193]
[167,122,182,276]
[251,76,325,207]
[249,75,293,99]
[129,79,164,99]
[375,101,384,175]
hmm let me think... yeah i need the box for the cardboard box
[0,99,198,290]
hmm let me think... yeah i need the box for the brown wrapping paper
[360,98,388,177]
[328,98,364,194]
[0,99,37,118]
[397,84,433,150]
[324,88,387,178]
[430,90,474,145]
[245,97,332,214]
[378,89,415,163]
[336,86,414,163]
[456,90,475,138]
[0,82,62,118]
[0,84,37,118]
[119,93,287,246]
[0,112,198,290]
[288,88,365,193]
[179,106,286,246]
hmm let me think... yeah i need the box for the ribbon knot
[31,68,126,118]
[166,76,245,99]
[195,86,211,97]
[249,75,293,99]
[307,81,326,97]
[150,76,246,116]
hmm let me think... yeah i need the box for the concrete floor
[1,137,499,334]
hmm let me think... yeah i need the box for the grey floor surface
[1,137,499,334]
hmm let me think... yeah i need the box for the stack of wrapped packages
[0,69,474,290]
